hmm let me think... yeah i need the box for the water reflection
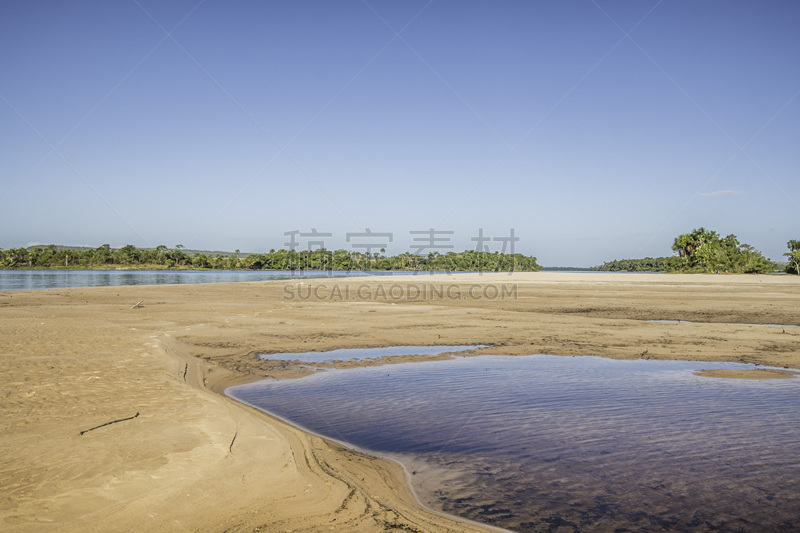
[229,355,800,532]
[0,269,407,291]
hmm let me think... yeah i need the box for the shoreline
[181,337,501,533]
[223,382,513,533]
[2,273,798,531]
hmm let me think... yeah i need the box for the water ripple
[229,355,800,532]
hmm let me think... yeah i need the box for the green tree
[244,253,265,270]
[670,228,771,273]
[170,245,189,267]
[191,253,210,269]
[154,245,168,265]
[786,240,800,275]
[115,244,139,265]
[94,244,113,266]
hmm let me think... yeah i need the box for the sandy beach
[2,272,799,532]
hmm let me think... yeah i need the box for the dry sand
[1,272,799,532]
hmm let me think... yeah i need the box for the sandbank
[1,272,798,531]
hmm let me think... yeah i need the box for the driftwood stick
[229,428,238,453]
[80,412,140,435]
[131,299,144,309]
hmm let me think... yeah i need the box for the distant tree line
[593,229,795,274]
[0,244,541,272]
[590,257,674,272]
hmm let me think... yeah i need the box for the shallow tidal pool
[228,354,800,532]
[259,344,485,362]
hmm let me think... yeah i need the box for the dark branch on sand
[80,412,140,435]
[229,428,238,453]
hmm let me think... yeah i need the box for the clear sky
[2,1,798,266]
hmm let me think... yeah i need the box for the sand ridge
[1,272,799,531]
[693,368,799,379]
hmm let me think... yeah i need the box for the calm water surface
[229,355,800,532]
[260,345,486,362]
[0,269,414,291]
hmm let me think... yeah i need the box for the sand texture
[1,272,799,531]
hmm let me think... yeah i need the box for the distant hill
[26,244,96,252]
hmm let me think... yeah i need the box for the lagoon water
[260,345,486,362]
[229,355,800,532]
[0,269,413,291]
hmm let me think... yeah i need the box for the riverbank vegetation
[0,244,541,272]
[4,231,795,274]
[593,229,792,274]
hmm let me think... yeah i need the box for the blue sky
[1,1,798,266]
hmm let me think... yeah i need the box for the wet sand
[1,272,798,531]
[693,368,799,379]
